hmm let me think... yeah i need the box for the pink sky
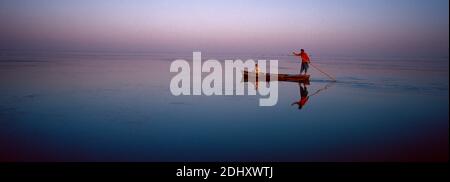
[0,0,448,57]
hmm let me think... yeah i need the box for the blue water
[0,51,448,161]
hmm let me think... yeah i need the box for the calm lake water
[0,51,448,161]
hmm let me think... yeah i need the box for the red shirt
[299,96,308,106]
[300,52,310,63]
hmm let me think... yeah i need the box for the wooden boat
[243,70,310,83]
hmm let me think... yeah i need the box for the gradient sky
[0,0,448,57]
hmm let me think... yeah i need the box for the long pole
[309,63,336,82]
[309,81,335,97]
[289,54,336,82]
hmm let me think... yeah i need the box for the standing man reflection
[291,82,309,110]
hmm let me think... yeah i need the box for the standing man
[293,49,310,75]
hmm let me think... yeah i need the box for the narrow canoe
[243,70,310,83]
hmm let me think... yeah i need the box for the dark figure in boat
[291,83,309,110]
[292,49,310,75]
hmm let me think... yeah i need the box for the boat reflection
[243,71,334,109]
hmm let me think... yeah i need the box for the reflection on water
[243,63,334,110]
[292,83,310,110]
[244,73,335,110]
[0,51,448,162]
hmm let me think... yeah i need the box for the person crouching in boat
[293,49,310,75]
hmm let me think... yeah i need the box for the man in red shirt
[292,49,310,75]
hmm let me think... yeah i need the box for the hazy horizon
[1,0,448,58]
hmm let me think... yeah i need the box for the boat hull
[243,71,310,83]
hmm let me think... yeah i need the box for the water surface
[0,51,448,161]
